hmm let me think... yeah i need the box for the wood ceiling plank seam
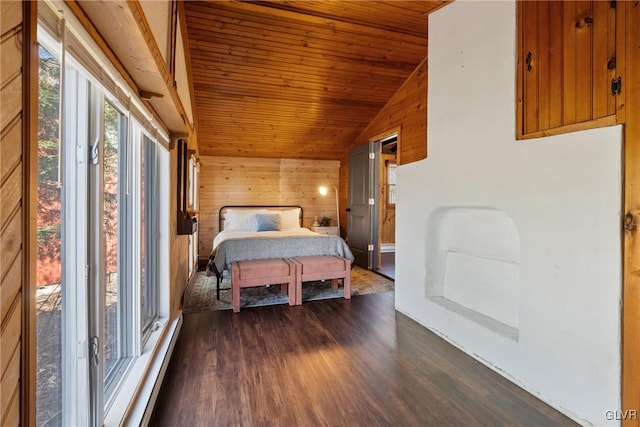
[198,129,358,138]
[203,143,344,151]
[208,154,339,161]
[189,25,427,55]
[380,1,448,14]
[191,80,393,103]
[197,127,362,136]
[197,126,355,135]
[194,94,383,109]
[186,1,428,43]
[204,146,348,154]
[201,146,358,155]
[183,8,427,45]
[199,125,363,134]
[188,53,413,80]
[190,67,407,94]
[238,1,428,39]
[188,31,425,64]
[186,29,425,64]
[195,102,380,117]
[197,103,374,117]
[186,31,423,64]
[190,65,409,91]
[199,109,366,126]
[198,111,377,125]
[192,81,392,104]
[187,42,422,72]
[188,42,420,75]
[183,12,427,53]
[188,50,418,77]
[194,71,416,95]
[202,129,368,138]
[265,2,429,36]
[194,95,381,110]
[185,1,428,44]
[202,147,346,153]
[193,91,386,110]
[273,0,441,19]
[197,115,371,128]
[204,148,351,155]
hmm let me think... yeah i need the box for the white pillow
[224,209,266,231]
[279,208,301,230]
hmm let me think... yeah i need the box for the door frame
[369,127,401,272]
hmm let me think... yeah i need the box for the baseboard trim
[381,244,396,253]
[110,314,183,427]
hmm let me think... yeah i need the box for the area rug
[182,266,394,314]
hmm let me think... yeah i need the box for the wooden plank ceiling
[184,0,445,160]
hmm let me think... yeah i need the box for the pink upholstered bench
[290,256,351,305]
[231,258,296,313]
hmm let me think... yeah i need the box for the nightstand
[311,226,339,236]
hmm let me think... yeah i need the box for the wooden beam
[63,1,141,95]
[622,2,640,426]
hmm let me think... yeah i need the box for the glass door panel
[102,101,122,394]
[36,43,63,427]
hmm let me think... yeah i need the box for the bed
[206,205,355,298]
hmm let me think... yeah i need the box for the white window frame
[37,3,173,424]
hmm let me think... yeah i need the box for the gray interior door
[348,143,378,269]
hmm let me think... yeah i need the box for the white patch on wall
[426,207,520,339]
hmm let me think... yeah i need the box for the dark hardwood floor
[375,252,395,280]
[150,292,578,427]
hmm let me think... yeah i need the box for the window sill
[104,314,182,427]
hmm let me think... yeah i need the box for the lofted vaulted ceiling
[183,0,445,160]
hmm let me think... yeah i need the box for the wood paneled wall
[339,56,427,238]
[170,143,191,313]
[198,156,339,260]
[622,2,640,425]
[1,1,24,424]
[351,56,428,166]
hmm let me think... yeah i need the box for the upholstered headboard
[218,205,304,232]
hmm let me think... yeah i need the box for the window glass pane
[103,101,123,389]
[36,43,63,427]
[387,164,397,205]
[142,136,158,332]
[141,136,146,325]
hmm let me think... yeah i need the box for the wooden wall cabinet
[517,0,622,139]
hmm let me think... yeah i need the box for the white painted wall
[395,1,622,425]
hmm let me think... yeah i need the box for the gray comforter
[208,235,355,274]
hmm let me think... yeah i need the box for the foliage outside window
[36,22,165,426]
